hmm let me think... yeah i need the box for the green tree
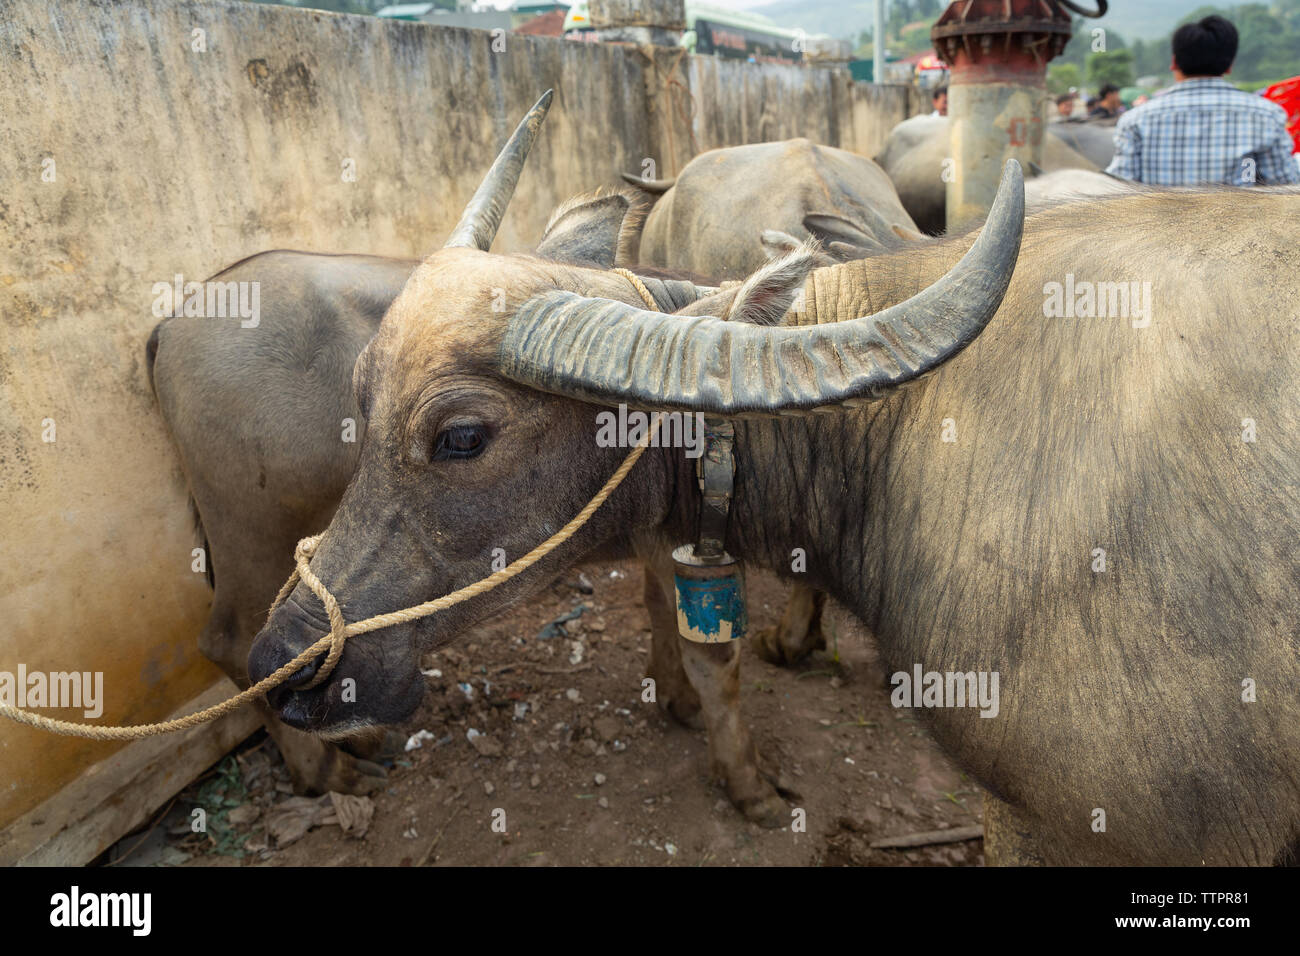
[1058,16,1128,76]
[1086,48,1137,89]
[1277,0,1300,31]
[1130,36,1173,80]
[1048,62,1082,94]
[1229,4,1300,81]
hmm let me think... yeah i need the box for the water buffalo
[1025,169,1133,210]
[147,95,658,792]
[1047,119,1118,170]
[626,138,923,281]
[248,152,1300,864]
[148,97,801,823]
[877,114,1098,235]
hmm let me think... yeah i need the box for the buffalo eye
[432,424,488,462]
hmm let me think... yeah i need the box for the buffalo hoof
[719,752,798,828]
[752,622,826,667]
[735,789,791,829]
[313,749,389,796]
[274,727,389,796]
[753,586,828,667]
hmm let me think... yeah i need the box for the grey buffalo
[249,149,1300,864]
[627,138,923,280]
[1025,168,1134,210]
[1048,119,1119,170]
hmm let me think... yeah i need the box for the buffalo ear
[534,188,649,268]
[802,213,881,251]
[724,239,822,326]
[763,228,838,269]
[760,229,802,260]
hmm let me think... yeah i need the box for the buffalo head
[247,93,1025,738]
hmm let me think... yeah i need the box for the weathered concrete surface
[647,51,913,176]
[0,0,911,830]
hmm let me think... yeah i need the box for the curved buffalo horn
[619,172,676,194]
[499,160,1024,417]
[444,90,553,250]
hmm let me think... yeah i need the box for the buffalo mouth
[259,647,361,734]
[267,681,337,731]
[249,597,426,736]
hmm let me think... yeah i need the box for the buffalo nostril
[248,627,327,700]
[264,652,322,714]
[283,652,321,688]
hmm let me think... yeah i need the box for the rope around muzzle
[0,272,666,740]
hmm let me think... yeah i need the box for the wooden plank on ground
[0,679,260,866]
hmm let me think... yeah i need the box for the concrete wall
[682,55,912,165]
[0,0,911,831]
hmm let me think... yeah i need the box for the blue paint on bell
[671,544,746,643]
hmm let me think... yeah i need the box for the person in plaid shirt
[1106,15,1299,186]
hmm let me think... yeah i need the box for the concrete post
[932,0,1077,231]
[589,0,685,47]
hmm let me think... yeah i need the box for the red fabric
[1262,76,1300,153]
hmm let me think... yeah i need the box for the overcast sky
[483,0,771,10]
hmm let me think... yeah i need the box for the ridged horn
[499,160,1024,417]
[444,90,553,250]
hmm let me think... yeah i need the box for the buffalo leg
[641,562,703,728]
[639,549,789,825]
[678,640,791,827]
[754,583,828,666]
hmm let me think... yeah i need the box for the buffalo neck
[719,239,969,630]
[723,399,902,634]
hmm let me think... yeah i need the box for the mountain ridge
[739,0,1230,44]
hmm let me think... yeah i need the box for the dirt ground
[104,563,985,867]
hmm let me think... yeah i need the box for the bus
[563,1,806,65]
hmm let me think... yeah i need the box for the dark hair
[1172,15,1238,76]
[1085,96,1099,108]
[931,85,948,101]
[1055,93,1075,105]
[1099,83,1120,98]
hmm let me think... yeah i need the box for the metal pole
[873,0,885,83]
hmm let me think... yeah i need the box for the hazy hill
[745,0,1229,43]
